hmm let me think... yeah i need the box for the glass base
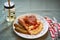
[6,17,15,22]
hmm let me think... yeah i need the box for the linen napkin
[44,16,60,40]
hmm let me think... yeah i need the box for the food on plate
[14,15,43,35]
[14,23,28,34]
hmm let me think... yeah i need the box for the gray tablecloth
[0,0,60,40]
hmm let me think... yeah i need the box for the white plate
[13,14,49,39]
